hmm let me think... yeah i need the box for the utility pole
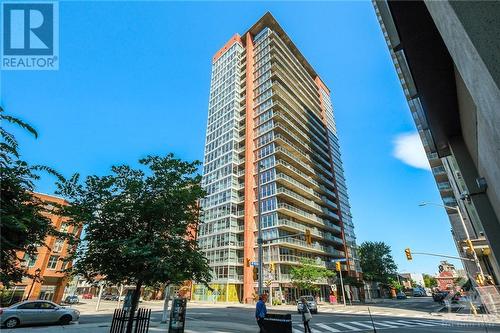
[339,268,346,307]
[257,162,263,296]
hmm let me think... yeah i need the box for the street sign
[250,261,258,267]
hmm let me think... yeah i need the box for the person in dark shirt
[255,294,268,333]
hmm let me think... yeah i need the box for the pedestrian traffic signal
[305,229,312,245]
[405,248,412,261]
[269,262,275,272]
[335,261,341,271]
[253,267,258,281]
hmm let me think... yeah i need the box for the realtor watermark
[1,1,59,70]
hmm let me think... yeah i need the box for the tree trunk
[161,283,171,323]
[125,280,143,333]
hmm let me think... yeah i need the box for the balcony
[276,187,323,213]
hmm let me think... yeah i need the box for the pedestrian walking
[255,293,268,333]
[300,297,312,333]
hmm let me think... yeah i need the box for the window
[60,223,70,233]
[18,302,37,309]
[39,302,56,309]
[47,255,59,270]
[21,253,38,267]
[53,239,64,253]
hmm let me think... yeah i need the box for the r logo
[1,2,58,70]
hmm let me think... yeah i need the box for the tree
[56,154,212,333]
[388,278,403,292]
[358,241,397,283]
[290,258,334,293]
[0,107,69,286]
[423,274,438,288]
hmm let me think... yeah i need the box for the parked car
[0,300,80,329]
[432,291,449,302]
[102,294,118,301]
[82,293,93,299]
[413,288,426,297]
[297,296,318,314]
[396,291,407,299]
[63,295,79,304]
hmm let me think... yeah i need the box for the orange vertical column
[243,32,256,304]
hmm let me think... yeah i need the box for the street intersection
[3,297,499,333]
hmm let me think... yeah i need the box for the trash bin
[263,313,292,333]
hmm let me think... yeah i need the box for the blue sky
[0,1,462,274]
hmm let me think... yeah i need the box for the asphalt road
[73,302,499,333]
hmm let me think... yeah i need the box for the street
[3,297,499,333]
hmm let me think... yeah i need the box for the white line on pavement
[373,321,398,328]
[335,322,363,331]
[349,321,376,329]
[316,323,341,332]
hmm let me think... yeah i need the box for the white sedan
[0,300,80,328]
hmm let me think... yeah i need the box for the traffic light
[246,258,250,267]
[253,267,258,281]
[335,261,341,271]
[466,239,475,254]
[270,262,275,272]
[405,248,412,261]
[305,229,312,245]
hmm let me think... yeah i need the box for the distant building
[435,261,463,291]
[1,193,81,305]
[373,0,500,284]
[399,273,424,288]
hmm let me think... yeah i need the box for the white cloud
[393,132,431,171]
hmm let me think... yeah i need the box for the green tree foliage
[56,154,211,333]
[0,107,68,286]
[358,241,397,283]
[387,278,403,292]
[423,274,438,288]
[290,258,334,293]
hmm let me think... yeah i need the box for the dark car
[432,291,449,302]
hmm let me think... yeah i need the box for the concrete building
[194,12,361,304]
[373,0,500,285]
[1,193,81,306]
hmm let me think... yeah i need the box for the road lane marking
[349,321,376,329]
[406,320,435,326]
[383,320,414,326]
[316,323,341,332]
[335,322,363,331]
[373,321,398,328]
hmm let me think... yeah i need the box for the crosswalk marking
[373,321,398,328]
[334,322,362,331]
[293,328,303,333]
[349,321,375,329]
[383,320,413,326]
[316,323,341,332]
[406,320,435,326]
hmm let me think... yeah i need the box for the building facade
[0,193,81,306]
[194,12,361,304]
[373,1,500,285]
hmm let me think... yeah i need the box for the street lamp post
[419,202,485,279]
[25,268,42,301]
